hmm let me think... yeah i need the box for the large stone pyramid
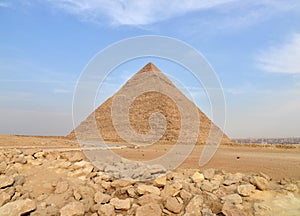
[68,62,231,145]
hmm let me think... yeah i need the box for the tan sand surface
[1,134,299,180]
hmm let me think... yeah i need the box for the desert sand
[0,134,300,215]
[0,135,299,180]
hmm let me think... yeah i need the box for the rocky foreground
[0,149,299,216]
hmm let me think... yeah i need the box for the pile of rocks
[94,157,167,181]
[0,149,299,216]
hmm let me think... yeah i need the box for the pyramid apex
[137,62,161,74]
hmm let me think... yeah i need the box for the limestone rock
[0,175,14,188]
[148,164,167,175]
[0,198,36,216]
[0,192,10,207]
[55,181,69,194]
[111,179,134,188]
[203,169,215,180]
[283,184,298,192]
[161,182,182,198]
[223,173,243,186]
[138,194,162,205]
[127,187,138,198]
[201,180,218,193]
[191,171,205,183]
[135,203,161,216]
[137,184,160,196]
[73,190,81,201]
[165,196,183,213]
[221,194,242,205]
[180,189,192,203]
[259,172,271,181]
[98,204,115,216]
[251,176,269,190]
[154,175,167,187]
[185,195,203,215]
[237,184,255,197]
[0,161,7,174]
[222,202,246,216]
[69,152,85,162]
[94,191,111,204]
[253,203,271,215]
[60,201,84,216]
[33,151,45,159]
[13,175,26,186]
[13,155,27,164]
[110,197,131,210]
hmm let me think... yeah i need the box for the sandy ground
[0,134,299,181]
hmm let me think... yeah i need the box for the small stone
[161,182,182,198]
[73,190,81,201]
[111,179,133,188]
[13,175,26,186]
[94,191,111,204]
[201,180,216,193]
[69,152,84,162]
[203,169,215,180]
[136,203,162,216]
[222,202,246,216]
[101,181,111,190]
[0,192,10,206]
[185,195,203,215]
[162,208,173,215]
[180,189,192,203]
[33,151,45,158]
[98,204,115,216]
[202,208,214,216]
[60,201,84,216]
[253,203,271,215]
[137,184,161,196]
[191,171,205,183]
[46,205,60,215]
[148,164,166,175]
[223,173,243,186]
[164,196,183,213]
[154,175,167,187]
[73,160,92,169]
[127,187,138,198]
[110,198,131,210]
[0,161,7,174]
[259,172,271,181]
[237,184,256,197]
[283,184,298,192]
[0,198,36,216]
[221,194,242,205]
[55,181,69,194]
[13,155,27,164]
[0,175,14,188]
[251,176,269,190]
[138,194,162,205]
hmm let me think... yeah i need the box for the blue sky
[0,0,300,138]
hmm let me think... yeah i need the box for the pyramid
[68,62,231,145]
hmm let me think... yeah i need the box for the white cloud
[53,88,72,94]
[257,33,300,74]
[46,0,238,26]
[0,2,10,8]
[47,0,300,26]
